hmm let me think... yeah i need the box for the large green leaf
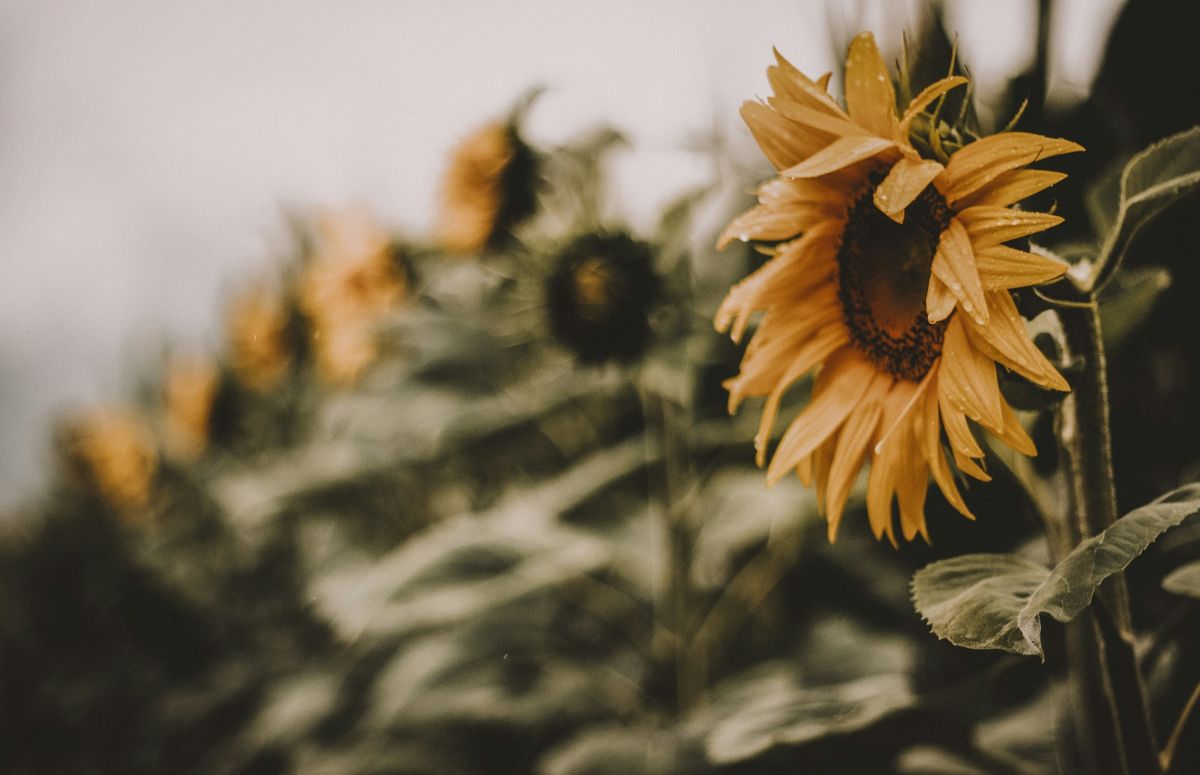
[913,483,1200,657]
[697,665,913,765]
[1090,125,1200,292]
[910,554,1050,656]
[1099,266,1172,349]
[1163,560,1200,598]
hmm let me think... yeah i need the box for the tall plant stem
[1054,297,1160,775]
[639,384,700,713]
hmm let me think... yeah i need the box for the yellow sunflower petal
[974,245,1069,290]
[756,177,844,209]
[962,290,1070,392]
[867,437,901,546]
[925,275,958,324]
[844,32,898,139]
[944,132,1084,203]
[938,315,1004,432]
[955,169,1067,209]
[899,76,969,136]
[715,227,835,340]
[782,135,896,179]
[811,435,839,512]
[770,96,870,138]
[766,349,884,484]
[770,48,847,116]
[895,431,931,542]
[750,323,849,465]
[938,391,985,459]
[916,374,975,520]
[957,206,1064,249]
[873,157,944,222]
[740,101,827,171]
[825,389,888,541]
[954,448,991,481]
[931,219,988,324]
[991,400,1037,457]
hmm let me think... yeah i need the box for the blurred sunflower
[162,353,219,459]
[226,282,293,391]
[59,408,158,518]
[299,207,408,385]
[717,32,1082,544]
[435,120,538,253]
[546,232,661,364]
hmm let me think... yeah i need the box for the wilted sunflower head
[226,281,294,392]
[717,32,1082,544]
[435,120,538,254]
[546,232,661,364]
[298,207,409,385]
[162,353,220,460]
[58,407,158,518]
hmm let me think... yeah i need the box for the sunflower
[59,408,158,518]
[716,32,1082,544]
[546,232,661,364]
[226,281,293,392]
[298,207,408,385]
[435,120,538,254]
[162,353,219,459]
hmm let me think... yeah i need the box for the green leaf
[1163,560,1200,598]
[910,554,1050,656]
[913,483,1200,657]
[1099,266,1172,348]
[1090,125,1200,292]
[698,666,913,765]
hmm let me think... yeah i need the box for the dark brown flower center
[835,176,952,381]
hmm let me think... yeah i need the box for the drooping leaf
[1015,483,1200,653]
[1163,560,1200,598]
[1099,265,1172,348]
[913,483,1200,657]
[910,554,1050,656]
[1090,125,1200,291]
[697,665,913,765]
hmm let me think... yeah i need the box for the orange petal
[916,375,974,520]
[938,315,1004,432]
[750,324,849,466]
[974,245,1068,290]
[766,350,883,484]
[895,429,931,542]
[957,206,1064,249]
[938,391,985,459]
[945,132,1084,203]
[874,157,945,222]
[953,446,991,481]
[769,48,847,116]
[770,95,869,138]
[925,274,957,324]
[843,32,898,139]
[899,76,969,135]
[717,203,813,248]
[955,169,1067,209]
[962,290,1069,392]
[782,135,896,179]
[931,219,988,324]
[866,435,901,546]
[991,400,1037,457]
[740,101,824,171]
[825,389,888,541]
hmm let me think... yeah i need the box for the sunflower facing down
[717,32,1082,544]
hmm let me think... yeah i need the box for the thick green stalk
[1054,299,1160,775]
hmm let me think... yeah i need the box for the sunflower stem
[1054,298,1160,775]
